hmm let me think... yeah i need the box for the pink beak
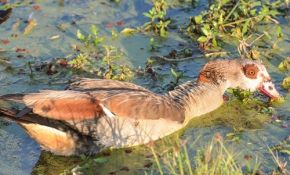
[258,81,280,99]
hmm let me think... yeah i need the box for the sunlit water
[0,1,289,174]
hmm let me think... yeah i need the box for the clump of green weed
[121,0,170,37]
[143,0,171,37]
[70,25,133,81]
[32,151,81,175]
[227,88,273,115]
[186,0,284,57]
[76,25,105,48]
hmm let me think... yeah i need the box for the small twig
[151,51,229,62]
[204,51,228,57]
[249,34,265,46]
[222,16,260,27]
[151,55,196,62]
[224,0,240,23]
[266,16,279,24]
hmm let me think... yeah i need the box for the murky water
[0,1,289,175]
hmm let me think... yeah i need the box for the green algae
[32,152,81,175]
[32,147,153,175]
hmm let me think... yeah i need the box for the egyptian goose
[0,59,280,156]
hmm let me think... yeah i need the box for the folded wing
[23,90,104,121]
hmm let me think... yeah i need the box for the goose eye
[249,71,255,75]
[243,64,258,79]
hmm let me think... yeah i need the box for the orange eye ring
[243,64,258,79]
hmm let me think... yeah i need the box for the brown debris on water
[144,161,153,168]
[120,166,130,171]
[0,39,10,45]
[124,149,133,154]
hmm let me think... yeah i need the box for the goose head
[198,59,280,99]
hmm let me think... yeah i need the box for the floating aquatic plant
[121,0,171,37]
[71,25,133,81]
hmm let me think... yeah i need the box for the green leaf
[194,15,203,24]
[278,58,290,72]
[280,149,290,155]
[269,10,280,16]
[171,68,182,79]
[250,9,257,16]
[251,1,261,7]
[197,36,208,43]
[160,27,167,37]
[218,13,223,24]
[90,25,98,36]
[94,157,108,164]
[201,27,210,36]
[242,19,250,35]
[276,26,283,38]
[263,31,272,40]
[164,20,171,26]
[203,24,210,30]
[120,28,137,35]
[143,12,152,18]
[111,29,118,38]
[171,68,178,78]
[212,36,218,47]
[282,76,290,89]
[76,30,85,41]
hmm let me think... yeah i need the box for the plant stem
[183,145,193,175]
[222,16,260,27]
[224,0,240,23]
[150,147,164,175]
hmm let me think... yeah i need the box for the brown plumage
[0,59,281,155]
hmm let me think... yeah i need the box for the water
[0,0,289,174]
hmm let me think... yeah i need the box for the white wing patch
[99,103,116,118]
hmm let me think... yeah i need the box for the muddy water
[0,1,289,175]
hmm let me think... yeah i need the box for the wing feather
[67,78,150,92]
[23,90,104,121]
[15,81,184,123]
[90,91,185,123]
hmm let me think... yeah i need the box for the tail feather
[0,107,89,137]
[0,107,66,128]
[0,107,99,155]
[0,107,37,124]
[0,93,25,103]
